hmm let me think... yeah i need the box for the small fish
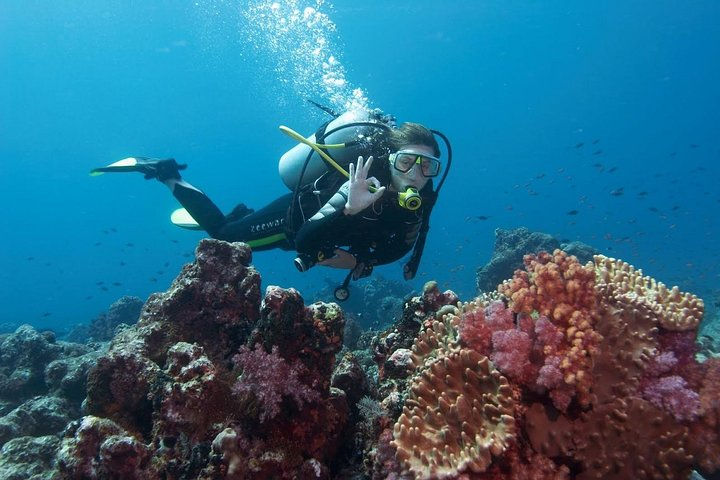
[96,281,105,285]
[125,243,135,247]
[119,261,126,266]
[475,215,490,221]
[41,312,51,317]
[610,188,624,196]
[637,191,648,197]
[567,210,579,215]
[574,142,584,149]
[112,282,122,286]
[690,144,699,149]
[535,173,546,179]
[607,167,617,173]
[27,256,35,261]
[110,228,118,233]
[592,139,600,144]
[101,286,109,291]
[593,149,603,155]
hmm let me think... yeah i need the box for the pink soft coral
[642,375,700,422]
[490,329,535,384]
[232,344,320,422]
[459,304,492,354]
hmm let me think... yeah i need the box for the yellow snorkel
[279,125,355,182]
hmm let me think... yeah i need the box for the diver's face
[389,144,436,192]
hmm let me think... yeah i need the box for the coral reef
[0,435,60,480]
[0,324,103,476]
[1,240,716,480]
[55,239,349,479]
[385,249,717,479]
[315,274,412,331]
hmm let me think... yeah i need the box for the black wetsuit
[170,171,426,270]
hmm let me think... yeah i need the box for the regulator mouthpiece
[398,187,422,211]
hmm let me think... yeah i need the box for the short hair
[387,122,440,157]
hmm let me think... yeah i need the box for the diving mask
[389,150,441,177]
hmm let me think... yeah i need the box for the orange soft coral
[499,249,602,408]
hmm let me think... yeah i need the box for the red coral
[232,344,320,422]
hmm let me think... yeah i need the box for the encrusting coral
[392,347,516,478]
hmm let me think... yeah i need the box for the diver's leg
[211,194,295,250]
[139,159,294,248]
[163,178,228,236]
[122,158,228,234]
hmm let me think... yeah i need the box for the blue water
[1,1,718,331]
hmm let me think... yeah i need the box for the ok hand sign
[343,156,386,215]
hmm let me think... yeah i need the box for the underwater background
[1,0,719,332]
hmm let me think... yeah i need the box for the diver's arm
[295,157,385,260]
[294,187,349,255]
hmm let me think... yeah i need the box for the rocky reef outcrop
[65,296,144,343]
[476,227,599,293]
[0,324,103,479]
[55,239,351,479]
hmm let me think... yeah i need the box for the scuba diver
[91,107,451,300]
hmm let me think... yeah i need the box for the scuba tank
[278,108,392,190]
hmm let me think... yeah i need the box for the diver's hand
[344,156,385,215]
[318,248,357,269]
